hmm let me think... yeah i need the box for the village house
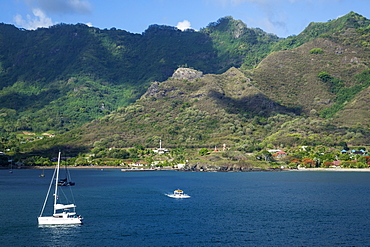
[331,160,342,168]
[275,151,287,158]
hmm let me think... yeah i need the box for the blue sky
[0,0,369,37]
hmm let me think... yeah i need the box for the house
[331,160,341,168]
[276,151,287,158]
[132,161,148,167]
[120,161,132,166]
[42,133,55,138]
[153,148,169,154]
[351,150,366,155]
[176,163,186,169]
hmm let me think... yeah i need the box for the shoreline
[293,168,370,172]
[2,166,370,172]
[2,166,175,170]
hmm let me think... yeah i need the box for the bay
[0,169,369,246]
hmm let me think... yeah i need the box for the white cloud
[14,0,93,30]
[14,8,53,30]
[256,16,287,35]
[176,20,192,31]
[24,0,92,14]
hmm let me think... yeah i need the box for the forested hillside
[1,12,370,157]
[0,17,279,136]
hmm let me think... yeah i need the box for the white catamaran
[38,152,83,225]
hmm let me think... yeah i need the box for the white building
[153,140,169,154]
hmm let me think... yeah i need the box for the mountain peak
[172,68,203,80]
[203,16,248,38]
[304,11,370,35]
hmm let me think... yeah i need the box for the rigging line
[68,183,76,204]
[66,156,76,204]
[39,166,57,217]
[67,165,72,181]
[59,186,70,204]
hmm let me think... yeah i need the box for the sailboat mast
[53,152,61,214]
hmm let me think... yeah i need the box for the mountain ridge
[0,17,280,135]
[1,11,370,156]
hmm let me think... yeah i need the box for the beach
[295,167,370,172]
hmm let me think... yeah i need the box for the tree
[199,148,209,156]
[302,157,316,167]
[339,153,351,161]
[310,48,323,54]
[339,141,349,151]
[318,71,333,82]
[256,150,274,162]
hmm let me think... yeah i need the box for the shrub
[310,48,324,54]
[199,148,209,156]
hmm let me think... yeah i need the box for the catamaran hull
[166,194,191,198]
[38,216,82,225]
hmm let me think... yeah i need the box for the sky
[0,0,369,38]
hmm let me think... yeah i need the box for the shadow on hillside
[0,89,61,111]
[208,90,302,117]
[25,145,90,157]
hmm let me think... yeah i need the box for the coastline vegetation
[1,143,369,171]
[1,12,370,171]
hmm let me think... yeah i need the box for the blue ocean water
[0,169,370,246]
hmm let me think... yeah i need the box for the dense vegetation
[0,18,280,137]
[1,12,370,169]
[200,16,281,69]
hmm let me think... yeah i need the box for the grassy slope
[249,37,369,113]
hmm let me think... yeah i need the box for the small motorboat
[166,189,190,198]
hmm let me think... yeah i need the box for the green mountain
[200,16,281,69]
[0,18,279,136]
[2,12,370,156]
[273,11,370,50]
[26,67,298,154]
